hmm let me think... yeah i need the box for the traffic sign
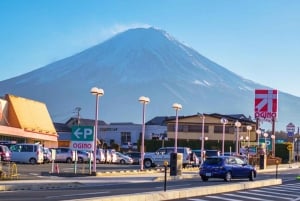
[70,126,94,151]
[286,122,295,137]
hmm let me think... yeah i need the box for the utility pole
[74,107,81,125]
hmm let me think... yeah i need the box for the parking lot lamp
[172,103,182,153]
[246,126,252,148]
[198,113,205,163]
[264,132,269,153]
[271,134,275,156]
[90,87,104,175]
[235,120,241,155]
[256,129,262,146]
[220,118,228,156]
[139,96,150,171]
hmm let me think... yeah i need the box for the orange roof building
[0,94,58,147]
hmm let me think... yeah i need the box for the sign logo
[70,126,94,151]
[254,89,278,122]
[286,122,295,137]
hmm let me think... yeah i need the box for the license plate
[205,173,212,176]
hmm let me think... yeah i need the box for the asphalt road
[0,167,290,201]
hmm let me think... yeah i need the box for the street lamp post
[139,96,150,171]
[271,134,275,156]
[172,103,182,153]
[264,132,269,154]
[240,136,245,152]
[256,129,262,146]
[235,120,241,155]
[198,113,205,163]
[90,87,104,175]
[246,126,252,148]
[204,137,208,151]
[220,118,228,156]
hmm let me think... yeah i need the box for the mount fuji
[0,27,299,131]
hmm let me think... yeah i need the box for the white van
[10,143,44,164]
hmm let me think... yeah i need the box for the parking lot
[1,161,141,179]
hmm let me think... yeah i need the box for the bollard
[164,160,168,192]
[275,159,279,179]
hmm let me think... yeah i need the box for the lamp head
[90,87,104,96]
[235,120,241,127]
[172,103,182,110]
[139,96,150,104]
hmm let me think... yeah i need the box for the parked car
[121,142,131,150]
[131,143,138,150]
[115,152,133,164]
[0,144,11,162]
[204,150,220,158]
[199,156,256,182]
[189,151,200,167]
[53,147,75,163]
[43,147,52,163]
[96,148,106,163]
[9,143,44,164]
[125,152,141,164]
[103,149,112,163]
[107,149,117,163]
[143,147,192,168]
[76,150,92,163]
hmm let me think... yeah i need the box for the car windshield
[204,158,223,165]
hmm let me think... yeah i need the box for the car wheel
[66,158,72,163]
[249,170,255,181]
[29,158,37,164]
[144,159,152,168]
[201,176,209,181]
[120,159,125,164]
[224,172,232,182]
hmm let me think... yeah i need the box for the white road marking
[238,191,291,200]
[206,195,241,201]
[251,189,298,198]
[222,193,273,201]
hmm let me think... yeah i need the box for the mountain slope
[0,27,298,131]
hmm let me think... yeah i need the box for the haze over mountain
[0,27,299,131]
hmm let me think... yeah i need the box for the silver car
[115,152,133,164]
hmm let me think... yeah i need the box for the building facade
[0,94,58,147]
[166,113,257,146]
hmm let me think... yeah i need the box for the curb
[0,182,83,191]
[73,178,282,201]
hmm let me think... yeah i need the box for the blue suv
[199,156,256,182]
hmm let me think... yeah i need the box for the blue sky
[1,0,300,96]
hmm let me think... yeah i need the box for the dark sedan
[199,156,256,182]
[124,152,141,164]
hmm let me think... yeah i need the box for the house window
[214,125,232,134]
[167,124,208,132]
[188,125,201,132]
[121,132,131,144]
